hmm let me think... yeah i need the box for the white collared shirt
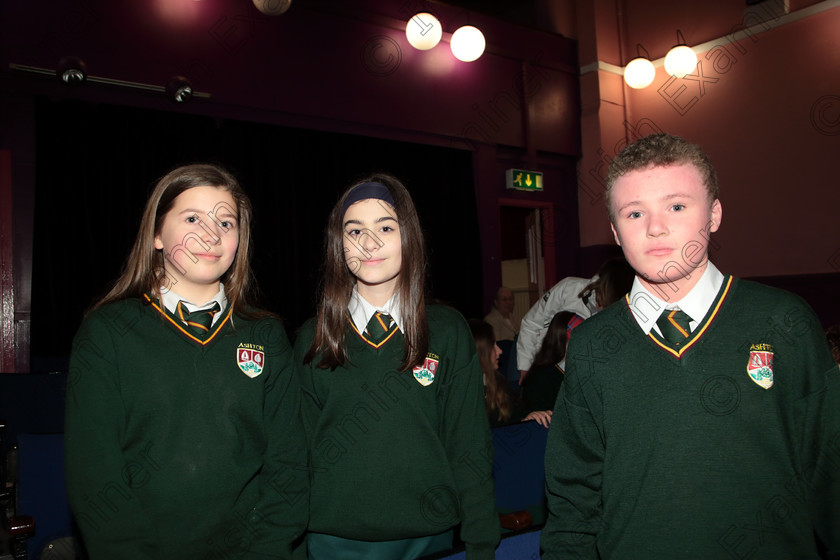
[160,284,228,327]
[626,262,724,335]
[348,287,402,334]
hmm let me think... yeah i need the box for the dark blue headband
[342,182,395,214]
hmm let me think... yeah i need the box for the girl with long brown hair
[296,174,499,560]
[65,163,307,559]
[468,319,552,428]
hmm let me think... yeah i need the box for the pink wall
[578,2,840,278]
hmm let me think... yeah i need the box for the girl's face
[493,342,502,371]
[343,198,402,306]
[154,186,239,303]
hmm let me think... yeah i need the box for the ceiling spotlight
[664,31,698,78]
[56,57,87,86]
[406,12,442,50]
[450,25,485,62]
[252,0,292,16]
[166,76,193,103]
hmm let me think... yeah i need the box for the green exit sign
[505,169,543,191]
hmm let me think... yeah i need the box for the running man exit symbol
[505,169,543,191]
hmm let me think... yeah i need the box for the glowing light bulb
[624,57,655,89]
[406,13,442,50]
[664,45,697,78]
[450,26,485,62]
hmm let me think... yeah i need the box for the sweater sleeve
[438,314,500,559]
[541,331,604,560]
[811,363,840,560]
[64,312,161,559]
[245,319,309,559]
[292,321,320,453]
[788,302,840,558]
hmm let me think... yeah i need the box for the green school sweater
[542,277,840,560]
[294,305,500,559]
[65,297,308,560]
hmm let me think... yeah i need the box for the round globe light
[664,45,697,78]
[623,57,656,89]
[406,13,442,50]
[450,26,485,62]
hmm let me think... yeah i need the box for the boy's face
[609,163,722,298]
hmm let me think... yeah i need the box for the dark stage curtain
[31,98,481,369]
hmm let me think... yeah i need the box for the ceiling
[438,0,539,26]
[434,0,563,34]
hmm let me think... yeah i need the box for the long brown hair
[529,311,574,372]
[469,319,513,424]
[305,173,429,371]
[577,257,635,309]
[94,163,258,314]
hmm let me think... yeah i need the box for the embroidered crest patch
[237,344,265,378]
[413,354,439,386]
[747,343,774,389]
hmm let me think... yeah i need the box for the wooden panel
[0,149,15,372]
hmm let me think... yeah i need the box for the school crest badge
[413,354,439,386]
[747,343,774,389]
[237,345,265,378]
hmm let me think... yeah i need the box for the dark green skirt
[307,530,454,560]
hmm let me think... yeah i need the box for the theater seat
[16,434,79,559]
[491,420,549,528]
[0,373,79,559]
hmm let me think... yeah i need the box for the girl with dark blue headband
[296,173,499,560]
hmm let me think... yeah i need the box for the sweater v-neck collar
[632,275,734,360]
[347,314,400,349]
[144,293,232,346]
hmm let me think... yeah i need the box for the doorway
[499,200,556,321]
